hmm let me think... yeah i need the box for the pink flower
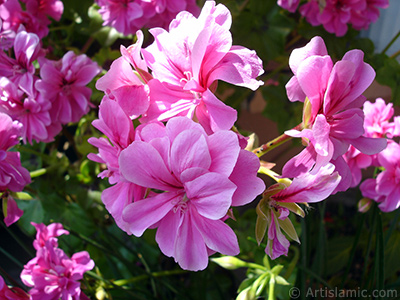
[21,0,64,22]
[0,0,49,39]
[343,145,373,187]
[265,208,291,260]
[36,51,101,124]
[351,0,389,30]
[0,275,30,300]
[96,0,144,36]
[21,223,94,300]
[299,0,321,26]
[362,141,400,212]
[88,98,146,233]
[0,77,53,144]
[277,0,300,13]
[141,0,264,133]
[139,0,200,29]
[118,117,265,270]
[283,37,386,191]
[31,222,69,250]
[0,112,30,193]
[363,98,397,138]
[21,245,94,300]
[96,30,151,119]
[0,30,44,89]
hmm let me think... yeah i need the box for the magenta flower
[21,244,94,300]
[141,0,264,133]
[351,0,389,30]
[0,112,30,192]
[0,0,49,39]
[0,112,30,226]
[0,275,30,300]
[363,98,398,138]
[0,30,44,89]
[139,0,200,29]
[282,37,386,191]
[31,222,69,250]
[21,223,94,300]
[96,0,144,36]
[21,0,64,22]
[96,30,151,119]
[118,117,265,270]
[0,77,53,144]
[361,141,400,212]
[36,51,101,124]
[88,98,146,233]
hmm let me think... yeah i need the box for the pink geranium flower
[0,112,30,192]
[21,0,64,22]
[0,30,44,89]
[362,141,400,212]
[31,222,69,250]
[351,0,389,30]
[0,0,49,39]
[0,112,30,226]
[139,0,200,29]
[21,223,94,300]
[96,0,144,36]
[0,77,53,144]
[118,117,265,270]
[141,0,264,133]
[282,36,386,191]
[36,51,101,124]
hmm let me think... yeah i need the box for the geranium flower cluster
[21,222,94,300]
[0,112,30,227]
[344,98,400,188]
[0,29,101,144]
[96,0,200,36]
[278,0,389,36]
[0,0,63,44]
[255,36,387,259]
[90,1,266,271]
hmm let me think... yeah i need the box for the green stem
[390,49,400,59]
[361,205,377,290]
[30,168,47,178]
[268,275,276,300]
[113,269,188,286]
[253,123,303,158]
[382,30,400,54]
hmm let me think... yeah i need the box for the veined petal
[185,172,236,220]
[122,192,178,237]
[119,141,181,190]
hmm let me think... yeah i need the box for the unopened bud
[358,197,372,213]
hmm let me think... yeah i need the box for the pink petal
[122,192,177,237]
[119,141,181,190]
[192,209,239,255]
[4,196,23,226]
[174,210,209,271]
[185,172,236,220]
[229,150,265,206]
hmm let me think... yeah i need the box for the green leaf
[278,217,300,243]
